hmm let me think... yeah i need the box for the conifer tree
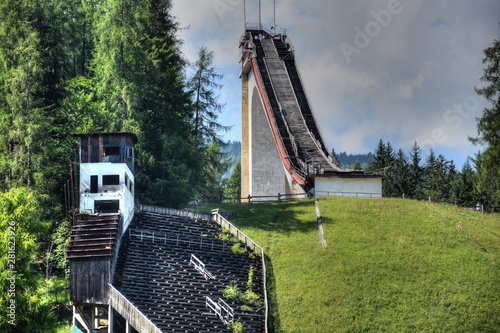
[225,161,242,200]
[0,0,47,189]
[187,46,233,200]
[470,26,500,209]
[390,149,409,198]
[188,46,230,145]
[408,142,424,199]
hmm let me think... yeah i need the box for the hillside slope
[214,198,500,333]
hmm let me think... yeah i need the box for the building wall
[69,258,110,304]
[314,177,382,198]
[80,163,135,232]
[79,133,136,173]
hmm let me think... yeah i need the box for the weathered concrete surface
[241,72,250,199]
[250,85,288,197]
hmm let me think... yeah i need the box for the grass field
[209,198,500,333]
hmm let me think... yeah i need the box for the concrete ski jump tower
[239,16,382,200]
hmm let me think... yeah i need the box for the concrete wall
[241,61,307,199]
[314,177,382,198]
[250,85,288,197]
[241,72,250,199]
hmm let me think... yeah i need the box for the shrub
[246,266,254,290]
[229,320,244,333]
[243,289,262,308]
[231,243,247,255]
[218,227,237,242]
[222,281,242,302]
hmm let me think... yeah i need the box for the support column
[108,305,114,333]
[91,305,96,330]
[241,72,251,201]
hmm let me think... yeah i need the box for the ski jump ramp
[240,25,382,200]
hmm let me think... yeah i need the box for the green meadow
[211,198,500,333]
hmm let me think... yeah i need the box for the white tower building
[77,132,138,233]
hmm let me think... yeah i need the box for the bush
[222,281,242,302]
[243,289,262,308]
[231,243,247,255]
[229,320,244,333]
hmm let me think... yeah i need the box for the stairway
[68,213,121,259]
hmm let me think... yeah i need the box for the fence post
[278,193,281,202]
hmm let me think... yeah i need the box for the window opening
[94,200,119,213]
[90,175,98,193]
[104,146,120,156]
[103,175,120,185]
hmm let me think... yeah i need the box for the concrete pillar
[241,72,251,201]
[91,305,95,329]
[108,305,114,333]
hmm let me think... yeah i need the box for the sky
[171,0,500,167]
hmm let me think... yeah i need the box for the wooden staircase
[68,213,121,259]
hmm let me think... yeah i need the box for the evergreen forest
[0,0,231,330]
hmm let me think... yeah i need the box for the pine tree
[423,149,437,200]
[449,159,476,207]
[390,149,409,198]
[352,160,362,170]
[0,0,48,189]
[370,139,387,172]
[470,26,500,209]
[408,142,424,199]
[224,161,241,201]
[186,46,233,200]
[330,147,341,167]
[196,141,232,201]
[188,46,230,146]
[472,152,499,210]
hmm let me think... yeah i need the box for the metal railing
[210,210,268,332]
[205,296,234,324]
[128,228,232,252]
[189,254,215,280]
